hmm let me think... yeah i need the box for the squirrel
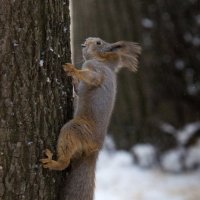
[40,37,141,200]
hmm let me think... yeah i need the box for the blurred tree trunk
[72,0,200,150]
[0,0,72,199]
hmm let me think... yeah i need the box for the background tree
[71,0,200,150]
[0,0,72,199]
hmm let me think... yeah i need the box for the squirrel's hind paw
[40,149,70,171]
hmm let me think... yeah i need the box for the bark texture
[0,0,72,199]
[71,0,200,150]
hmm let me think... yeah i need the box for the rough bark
[71,0,200,150]
[0,0,72,199]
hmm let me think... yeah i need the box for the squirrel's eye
[96,41,101,45]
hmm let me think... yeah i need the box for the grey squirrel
[40,37,141,200]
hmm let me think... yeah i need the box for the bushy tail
[60,153,98,200]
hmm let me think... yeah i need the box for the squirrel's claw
[40,149,53,165]
[44,149,53,159]
[40,158,51,164]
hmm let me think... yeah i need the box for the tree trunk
[0,0,72,199]
[71,0,200,150]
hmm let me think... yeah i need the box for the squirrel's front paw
[40,149,53,169]
[63,63,77,76]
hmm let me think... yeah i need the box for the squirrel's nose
[81,44,86,48]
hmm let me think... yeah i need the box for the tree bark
[0,0,72,199]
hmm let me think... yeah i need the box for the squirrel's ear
[105,41,142,72]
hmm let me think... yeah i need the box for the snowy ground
[95,147,200,200]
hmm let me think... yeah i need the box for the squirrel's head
[82,37,142,72]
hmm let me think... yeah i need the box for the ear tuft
[117,41,142,72]
[100,39,141,72]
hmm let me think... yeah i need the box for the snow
[187,84,198,95]
[185,141,200,169]
[160,123,176,134]
[46,77,51,83]
[175,59,185,70]
[142,18,154,28]
[183,33,200,47]
[160,121,200,145]
[64,26,68,33]
[13,40,19,47]
[160,148,185,173]
[192,36,200,46]
[95,139,200,200]
[177,122,200,145]
[27,141,33,146]
[132,144,157,168]
[39,59,44,67]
